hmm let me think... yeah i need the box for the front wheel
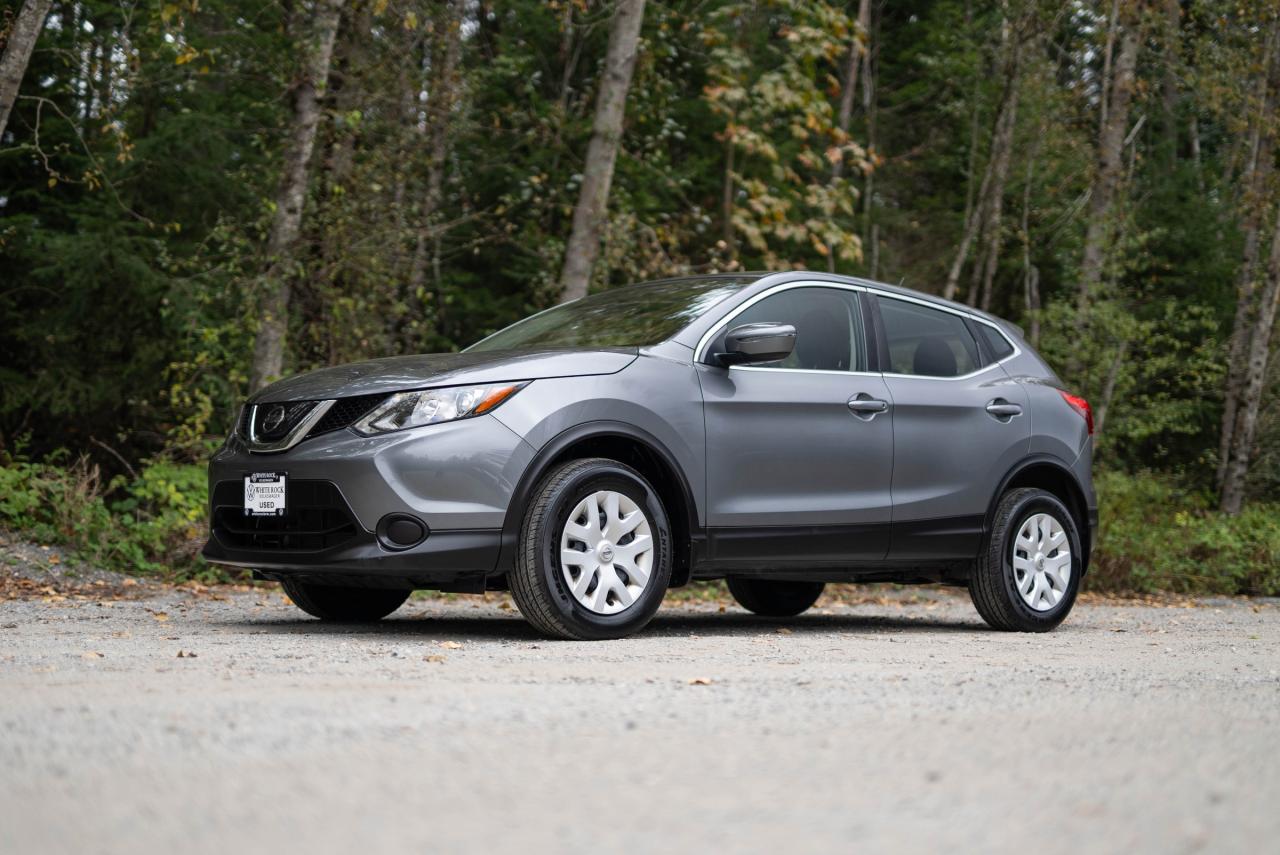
[727,578,825,617]
[281,578,410,622]
[509,458,672,640]
[969,488,1082,632]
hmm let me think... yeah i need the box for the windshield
[465,276,756,352]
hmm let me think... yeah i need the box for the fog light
[377,514,428,550]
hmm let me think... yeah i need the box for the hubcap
[1012,512,1071,612]
[559,490,654,615]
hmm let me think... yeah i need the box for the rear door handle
[847,395,889,419]
[986,399,1023,419]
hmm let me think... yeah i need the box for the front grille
[211,480,359,552]
[237,394,388,446]
[305,393,386,439]
[246,400,318,442]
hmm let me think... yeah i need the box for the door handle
[986,399,1023,419]
[847,395,889,418]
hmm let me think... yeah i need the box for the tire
[969,487,1082,632]
[281,578,411,622]
[509,457,672,640]
[726,578,825,617]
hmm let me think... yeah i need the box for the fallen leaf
[150,611,169,622]
[81,651,104,659]
[177,650,198,658]
[424,654,446,663]
[775,627,793,635]
[687,677,713,686]
[439,640,463,649]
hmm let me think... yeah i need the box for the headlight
[353,383,526,435]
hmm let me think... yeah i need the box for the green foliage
[0,0,1277,589]
[0,451,214,580]
[1037,296,1225,474]
[1090,471,1280,596]
[704,0,866,267]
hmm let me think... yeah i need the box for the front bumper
[202,525,502,588]
[202,414,533,585]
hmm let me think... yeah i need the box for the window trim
[694,281,878,377]
[694,280,1022,382]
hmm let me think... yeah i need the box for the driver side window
[729,287,867,372]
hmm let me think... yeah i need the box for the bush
[3,454,1277,595]
[0,452,216,580]
[1089,471,1280,596]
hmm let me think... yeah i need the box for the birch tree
[1218,23,1279,495]
[249,0,345,393]
[558,0,647,304]
[0,0,53,141]
[1077,1,1144,309]
[1219,19,1280,513]
[407,0,465,303]
[943,10,1026,307]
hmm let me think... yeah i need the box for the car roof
[660,271,1026,350]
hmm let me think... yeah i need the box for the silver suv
[204,273,1097,639]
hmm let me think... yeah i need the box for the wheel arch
[495,421,701,586]
[987,456,1092,571]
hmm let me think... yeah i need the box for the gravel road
[2,573,1278,855]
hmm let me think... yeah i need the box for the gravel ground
[1,547,1278,855]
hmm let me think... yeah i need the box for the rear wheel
[509,457,672,640]
[727,578,825,617]
[969,487,1081,632]
[281,578,410,622]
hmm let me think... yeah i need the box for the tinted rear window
[877,296,980,377]
[976,323,1016,362]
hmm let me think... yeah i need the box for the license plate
[244,472,287,517]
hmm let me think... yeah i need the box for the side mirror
[715,322,796,366]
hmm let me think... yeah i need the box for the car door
[696,284,895,567]
[872,294,1030,560]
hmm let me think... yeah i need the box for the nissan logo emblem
[262,405,287,433]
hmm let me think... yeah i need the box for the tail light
[1059,391,1094,435]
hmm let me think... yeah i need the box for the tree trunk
[408,0,464,299]
[948,15,1021,305]
[826,0,871,272]
[1021,126,1042,345]
[249,0,345,393]
[721,136,735,255]
[1218,24,1279,491]
[1094,338,1129,437]
[557,0,647,304]
[1078,5,1142,308]
[859,0,878,274]
[0,0,54,141]
[1221,206,1280,514]
[1160,0,1181,166]
[975,80,1020,311]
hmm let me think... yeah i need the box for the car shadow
[213,607,987,641]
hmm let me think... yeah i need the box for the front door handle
[847,394,889,419]
[986,399,1023,419]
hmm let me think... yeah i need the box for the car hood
[251,348,638,403]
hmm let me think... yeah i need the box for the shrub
[1089,471,1280,596]
[0,452,215,580]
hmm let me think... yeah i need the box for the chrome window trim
[692,281,870,373]
[693,279,1022,382]
[242,400,336,453]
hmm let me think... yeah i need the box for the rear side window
[876,296,980,377]
[975,323,1016,362]
[729,287,866,372]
